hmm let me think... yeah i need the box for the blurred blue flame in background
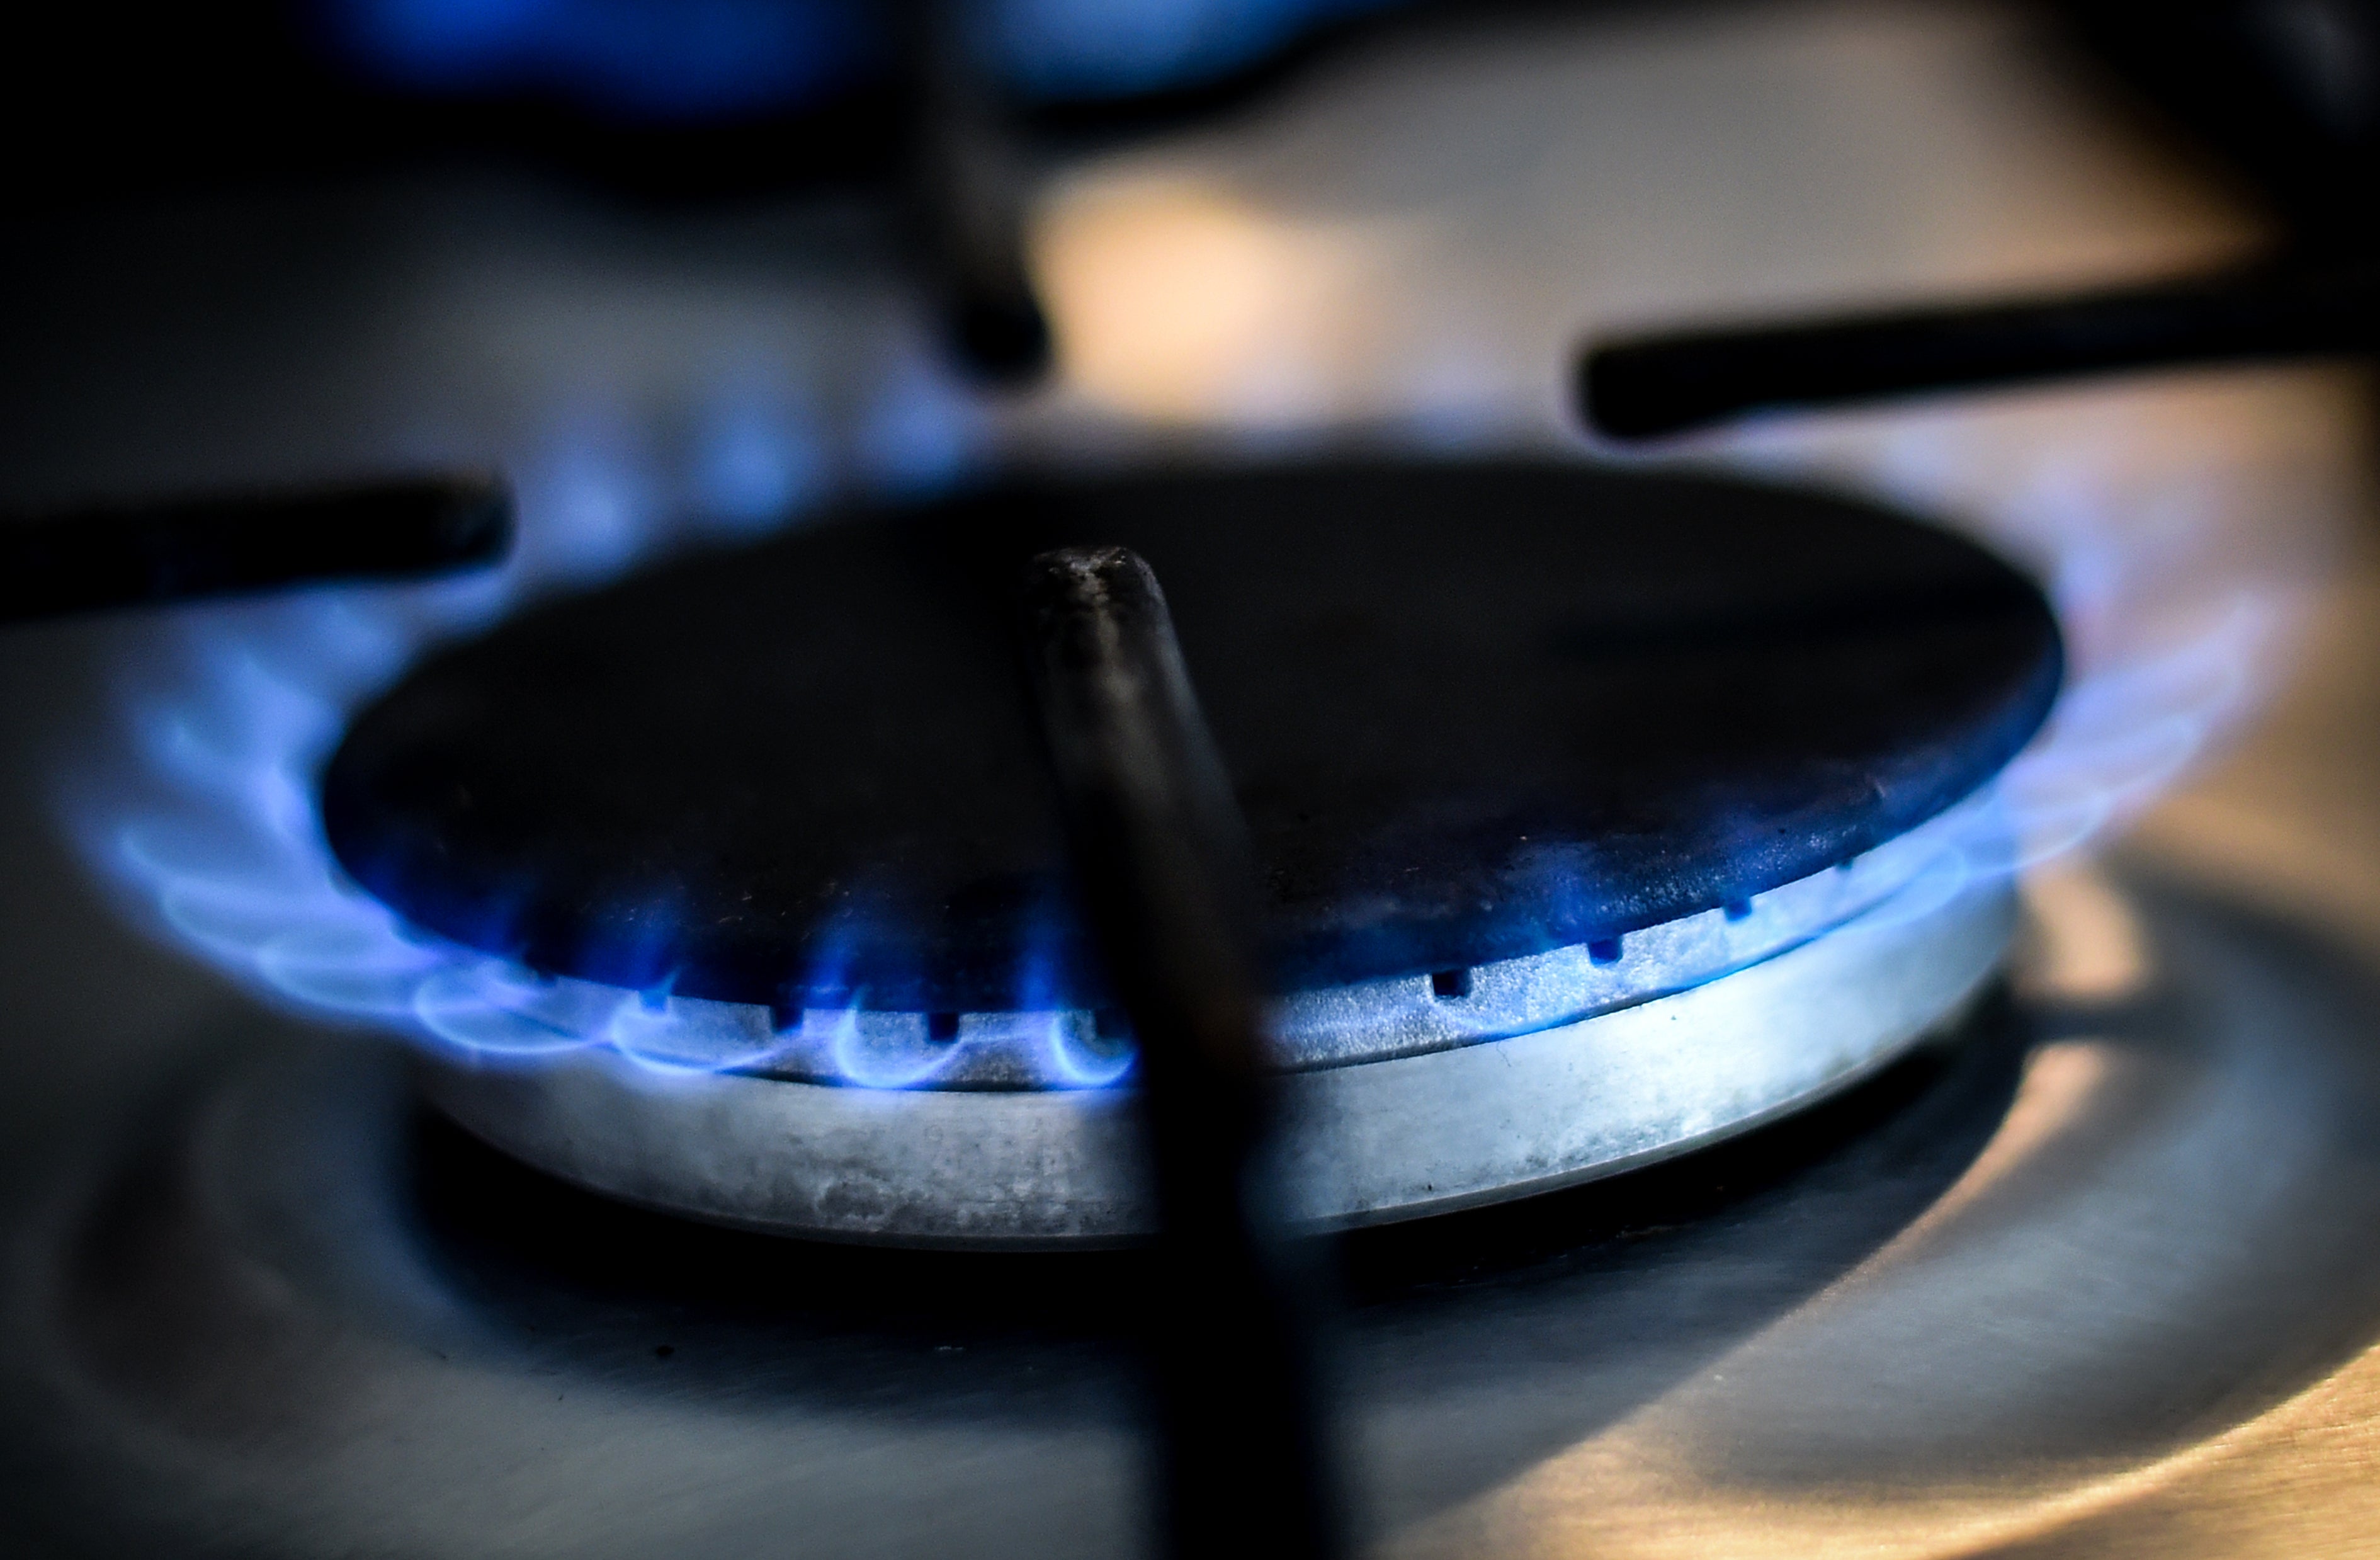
[328,0,1410,117]
[48,4,2320,1091]
[335,0,876,117]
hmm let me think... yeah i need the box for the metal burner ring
[419,864,2013,1247]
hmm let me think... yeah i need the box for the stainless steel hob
[4,1,2379,1555]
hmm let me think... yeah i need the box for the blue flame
[985,0,1403,102]
[823,1008,961,1089]
[59,367,2308,1095]
[695,380,829,526]
[56,379,1101,1091]
[326,0,1414,118]
[64,498,2283,1091]
[1016,939,1138,1086]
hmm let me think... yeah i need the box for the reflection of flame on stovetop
[55,370,2328,1087]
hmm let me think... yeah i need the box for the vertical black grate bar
[1019,545,1344,1560]
[900,0,1053,384]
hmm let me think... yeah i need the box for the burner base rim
[418,877,2016,1247]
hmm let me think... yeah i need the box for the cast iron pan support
[0,474,514,623]
[901,0,1053,384]
[1021,546,1345,1560]
[1578,259,2380,440]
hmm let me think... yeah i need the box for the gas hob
[4,1,2380,1556]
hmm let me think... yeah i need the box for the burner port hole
[1430,967,1473,999]
[1588,937,1624,965]
[926,1011,962,1044]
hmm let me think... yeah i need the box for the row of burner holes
[871,897,1762,1040]
[1434,895,1758,997]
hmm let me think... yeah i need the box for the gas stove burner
[326,458,2061,1244]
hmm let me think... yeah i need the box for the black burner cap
[322,459,2061,1011]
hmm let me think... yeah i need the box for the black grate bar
[1019,544,1344,1560]
[1579,260,2380,440]
[0,472,513,624]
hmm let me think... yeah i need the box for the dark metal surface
[320,461,2062,1011]
[0,474,513,624]
[1580,262,2380,438]
[1021,545,1341,1556]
